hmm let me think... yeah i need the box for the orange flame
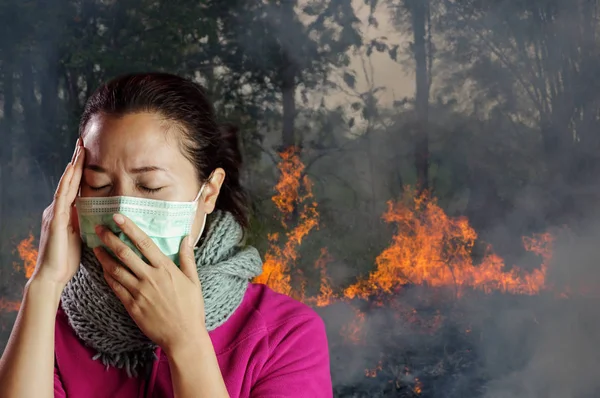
[313,248,334,307]
[253,147,319,298]
[271,147,305,219]
[250,151,559,358]
[343,190,553,300]
[1,234,38,313]
[13,234,37,279]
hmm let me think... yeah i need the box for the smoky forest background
[3,0,600,397]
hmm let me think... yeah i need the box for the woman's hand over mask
[92,214,206,352]
[33,139,85,289]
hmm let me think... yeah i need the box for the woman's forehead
[83,113,190,172]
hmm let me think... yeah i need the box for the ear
[200,168,225,214]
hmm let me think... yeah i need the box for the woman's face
[81,112,224,242]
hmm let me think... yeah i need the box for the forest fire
[246,148,561,395]
[251,148,555,305]
[1,147,564,395]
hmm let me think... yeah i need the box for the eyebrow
[85,165,168,174]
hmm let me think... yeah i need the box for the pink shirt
[53,283,332,397]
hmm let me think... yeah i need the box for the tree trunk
[410,0,430,195]
[281,70,296,149]
[2,61,15,158]
[280,0,296,150]
[41,48,62,172]
[0,58,15,240]
[40,53,60,135]
[21,54,41,164]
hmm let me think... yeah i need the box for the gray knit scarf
[60,210,263,377]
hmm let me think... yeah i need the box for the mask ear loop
[192,171,215,247]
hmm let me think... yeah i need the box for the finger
[112,213,170,269]
[179,236,199,282]
[55,139,81,204]
[103,268,135,308]
[53,164,75,217]
[94,246,141,295]
[55,144,82,215]
[57,137,81,200]
[54,163,74,200]
[95,226,149,279]
[66,143,85,203]
[70,137,81,163]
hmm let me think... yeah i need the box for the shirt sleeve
[54,361,66,398]
[250,314,333,398]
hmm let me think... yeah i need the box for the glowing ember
[365,359,383,377]
[340,307,366,344]
[414,377,423,394]
[0,298,20,312]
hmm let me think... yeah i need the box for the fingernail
[95,225,105,235]
[186,236,193,248]
[113,214,125,225]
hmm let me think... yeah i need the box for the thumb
[179,236,199,281]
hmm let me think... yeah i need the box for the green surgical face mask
[76,182,209,267]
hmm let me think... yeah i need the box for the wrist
[25,276,65,306]
[163,327,212,359]
[165,327,228,397]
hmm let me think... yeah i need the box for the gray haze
[2,0,600,397]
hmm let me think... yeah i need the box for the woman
[0,73,332,397]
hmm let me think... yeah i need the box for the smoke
[481,298,600,398]
[3,1,600,397]
[478,214,600,398]
[321,209,600,397]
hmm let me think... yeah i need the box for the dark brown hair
[79,72,248,230]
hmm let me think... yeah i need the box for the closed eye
[139,186,163,193]
[89,185,163,194]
